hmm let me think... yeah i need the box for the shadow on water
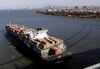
[69,48,100,69]
[19,63,71,69]
[12,62,71,69]
[4,33,72,69]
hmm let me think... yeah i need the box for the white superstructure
[27,28,49,41]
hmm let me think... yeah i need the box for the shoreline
[35,11,100,20]
[35,9,100,19]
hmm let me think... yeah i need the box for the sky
[0,0,100,9]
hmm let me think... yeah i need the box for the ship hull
[5,27,72,63]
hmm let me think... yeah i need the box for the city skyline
[0,0,100,10]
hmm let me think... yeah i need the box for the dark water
[0,10,100,69]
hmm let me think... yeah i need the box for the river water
[0,10,100,69]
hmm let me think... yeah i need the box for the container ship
[5,23,72,63]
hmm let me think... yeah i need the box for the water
[0,10,100,69]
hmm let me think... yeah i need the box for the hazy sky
[0,0,100,9]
